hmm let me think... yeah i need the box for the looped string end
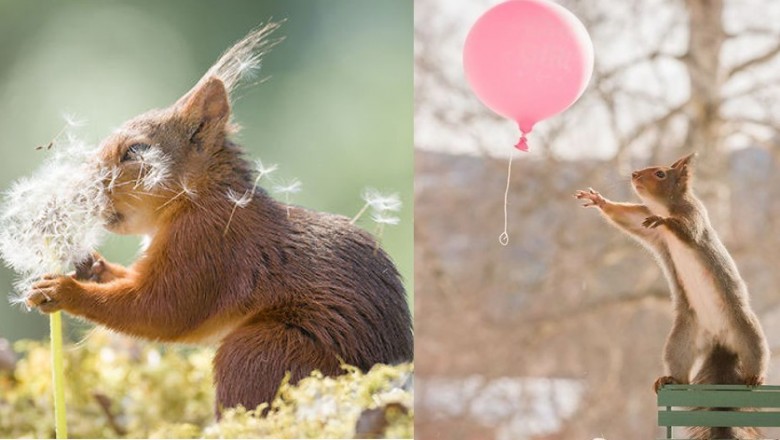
[499,231,509,246]
[499,150,514,246]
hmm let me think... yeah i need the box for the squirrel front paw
[643,215,666,229]
[25,275,78,314]
[653,375,682,393]
[745,375,764,387]
[74,252,108,282]
[74,252,122,283]
[574,188,606,208]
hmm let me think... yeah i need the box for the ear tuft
[671,152,696,170]
[178,77,230,127]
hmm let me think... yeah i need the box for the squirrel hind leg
[213,317,342,416]
[658,311,697,392]
[729,315,769,385]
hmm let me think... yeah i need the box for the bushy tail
[687,344,761,440]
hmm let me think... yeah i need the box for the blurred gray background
[0,0,412,342]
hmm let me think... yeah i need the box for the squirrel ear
[671,152,696,170]
[177,77,230,129]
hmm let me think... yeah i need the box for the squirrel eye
[121,143,151,162]
[655,170,666,179]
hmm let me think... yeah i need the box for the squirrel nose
[631,171,640,179]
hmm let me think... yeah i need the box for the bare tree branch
[726,42,780,80]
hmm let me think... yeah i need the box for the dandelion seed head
[0,131,108,297]
[272,179,302,195]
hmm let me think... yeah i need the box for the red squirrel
[576,154,769,439]
[25,23,413,413]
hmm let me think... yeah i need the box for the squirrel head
[94,22,283,235]
[631,153,695,211]
[96,78,232,235]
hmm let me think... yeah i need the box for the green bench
[658,384,780,439]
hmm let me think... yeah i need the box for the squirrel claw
[745,375,764,387]
[643,215,665,229]
[653,375,681,393]
[574,188,605,208]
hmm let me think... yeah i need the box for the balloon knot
[515,134,528,152]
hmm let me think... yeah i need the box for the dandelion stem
[50,310,68,439]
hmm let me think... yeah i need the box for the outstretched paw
[574,188,606,208]
[654,375,681,393]
[745,375,764,387]
[643,215,666,229]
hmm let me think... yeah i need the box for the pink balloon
[463,0,594,151]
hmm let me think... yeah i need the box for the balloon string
[499,150,514,246]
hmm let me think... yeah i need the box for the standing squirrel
[25,23,413,413]
[575,153,769,439]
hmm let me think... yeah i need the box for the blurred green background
[0,0,412,342]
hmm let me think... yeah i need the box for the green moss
[0,331,413,439]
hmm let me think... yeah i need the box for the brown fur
[27,24,413,413]
[576,153,768,439]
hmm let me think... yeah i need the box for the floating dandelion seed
[254,159,278,180]
[272,178,302,196]
[363,188,402,212]
[351,187,403,232]
[156,178,201,212]
[350,187,402,244]
[237,57,261,79]
[370,212,400,246]
[62,112,86,128]
[371,213,400,226]
[272,178,302,218]
[226,188,252,208]
[223,158,278,235]
[35,114,87,151]
[134,147,172,191]
[180,179,198,200]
